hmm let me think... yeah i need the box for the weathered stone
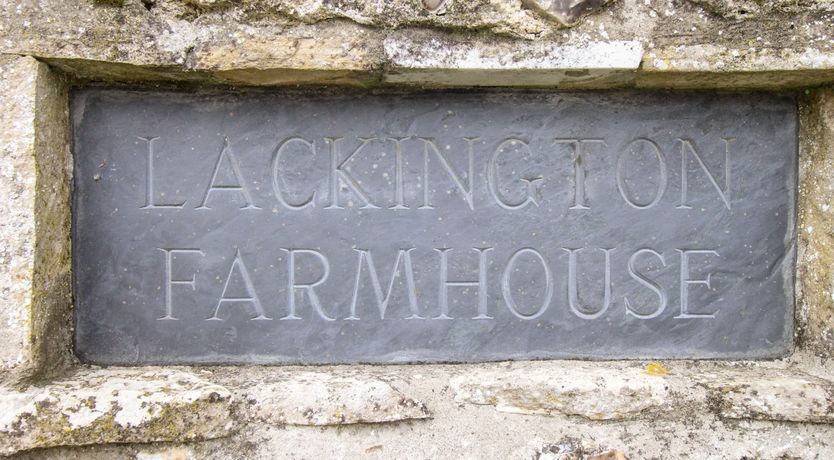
[0,1,832,89]
[135,447,194,460]
[639,45,834,89]
[450,363,678,420]
[383,35,644,87]
[522,0,613,26]
[189,23,382,86]
[689,0,834,20]
[253,0,556,39]
[797,88,834,357]
[0,54,72,385]
[588,451,627,460]
[523,438,629,460]
[0,369,236,456]
[699,369,834,424]
[241,372,430,426]
[0,55,38,379]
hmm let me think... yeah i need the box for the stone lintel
[27,39,834,89]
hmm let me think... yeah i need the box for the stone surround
[1,0,833,458]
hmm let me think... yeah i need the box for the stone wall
[0,0,833,458]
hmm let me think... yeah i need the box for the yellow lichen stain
[644,362,668,376]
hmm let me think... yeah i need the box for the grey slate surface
[72,89,796,364]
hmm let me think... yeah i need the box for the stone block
[0,369,236,456]
[241,371,430,426]
[449,362,679,420]
[383,35,643,87]
[0,54,71,385]
[699,368,834,423]
[798,88,834,357]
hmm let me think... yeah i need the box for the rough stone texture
[451,362,834,425]
[383,35,644,87]
[798,88,834,357]
[240,371,430,426]
[0,54,72,386]
[0,369,236,456]
[6,361,834,460]
[522,0,613,26]
[699,368,834,423]
[450,362,680,420]
[0,0,832,88]
[0,56,38,379]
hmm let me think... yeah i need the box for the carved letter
[563,247,614,320]
[624,248,668,319]
[676,249,720,319]
[389,137,409,210]
[435,247,493,319]
[501,248,553,320]
[208,249,271,321]
[157,248,203,320]
[418,137,478,210]
[677,138,734,210]
[616,138,668,209]
[347,248,422,320]
[197,138,261,210]
[488,138,542,210]
[271,137,316,210]
[139,136,186,209]
[281,249,334,321]
[554,138,607,209]
[325,137,380,209]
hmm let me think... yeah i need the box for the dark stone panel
[72,89,796,363]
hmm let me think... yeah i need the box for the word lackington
[137,135,733,212]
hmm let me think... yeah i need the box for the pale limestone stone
[1,1,833,89]
[0,55,38,376]
[0,369,235,455]
[241,371,430,426]
[383,36,644,87]
[698,368,834,423]
[798,88,834,356]
[135,447,194,460]
[0,54,71,385]
[258,0,554,39]
[449,363,678,420]
[639,45,834,89]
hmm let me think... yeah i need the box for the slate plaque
[72,89,796,364]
